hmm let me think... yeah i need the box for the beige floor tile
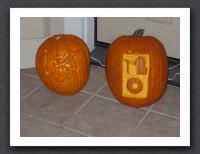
[20,114,58,137]
[65,96,147,137]
[21,85,92,125]
[82,65,106,93]
[55,128,87,137]
[97,83,114,98]
[133,112,180,137]
[151,85,180,117]
[20,73,42,100]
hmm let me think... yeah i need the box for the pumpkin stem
[133,29,145,36]
[55,36,63,41]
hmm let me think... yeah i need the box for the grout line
[81,90,93,95]
[71,82,107,116]
[149,103,156,110]
[21,112,60,127]
[22,83,43,100]
[95,94,179,120]
[142,108,180,120]
[140,103,156,112]
[95,93,153,111]
[20,113,89,137]
[131,110,151,136]
[21,72,40,80]
[52,128,62,137]
[61,126,92,137]
[22,112,90,137]
[61,82,107,127]
[95,94,117,102]
[52,128,63,137]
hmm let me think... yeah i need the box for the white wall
[21,18,48,69]
[20,17,94,69]
[97,17,180,59]
[20,17,50,39]
[85,17,95,51]
[49,17,64,35]
[20,37,49,69]
[64,17,94,51]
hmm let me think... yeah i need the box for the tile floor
[20,65,180,137]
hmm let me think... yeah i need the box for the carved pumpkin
[105,29,168,107]
[36,34,90,95]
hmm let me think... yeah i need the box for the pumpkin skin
[105,33,168,107]
[36,34,90,95]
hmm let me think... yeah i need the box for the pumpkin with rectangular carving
[105,29,168,107]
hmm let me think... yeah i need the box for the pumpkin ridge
[144,37,154,102]
[73,38,90,92]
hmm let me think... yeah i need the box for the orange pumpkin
[36,34,90,95]
[105,29,168,107]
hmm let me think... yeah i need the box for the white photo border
[10,8,190,146]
